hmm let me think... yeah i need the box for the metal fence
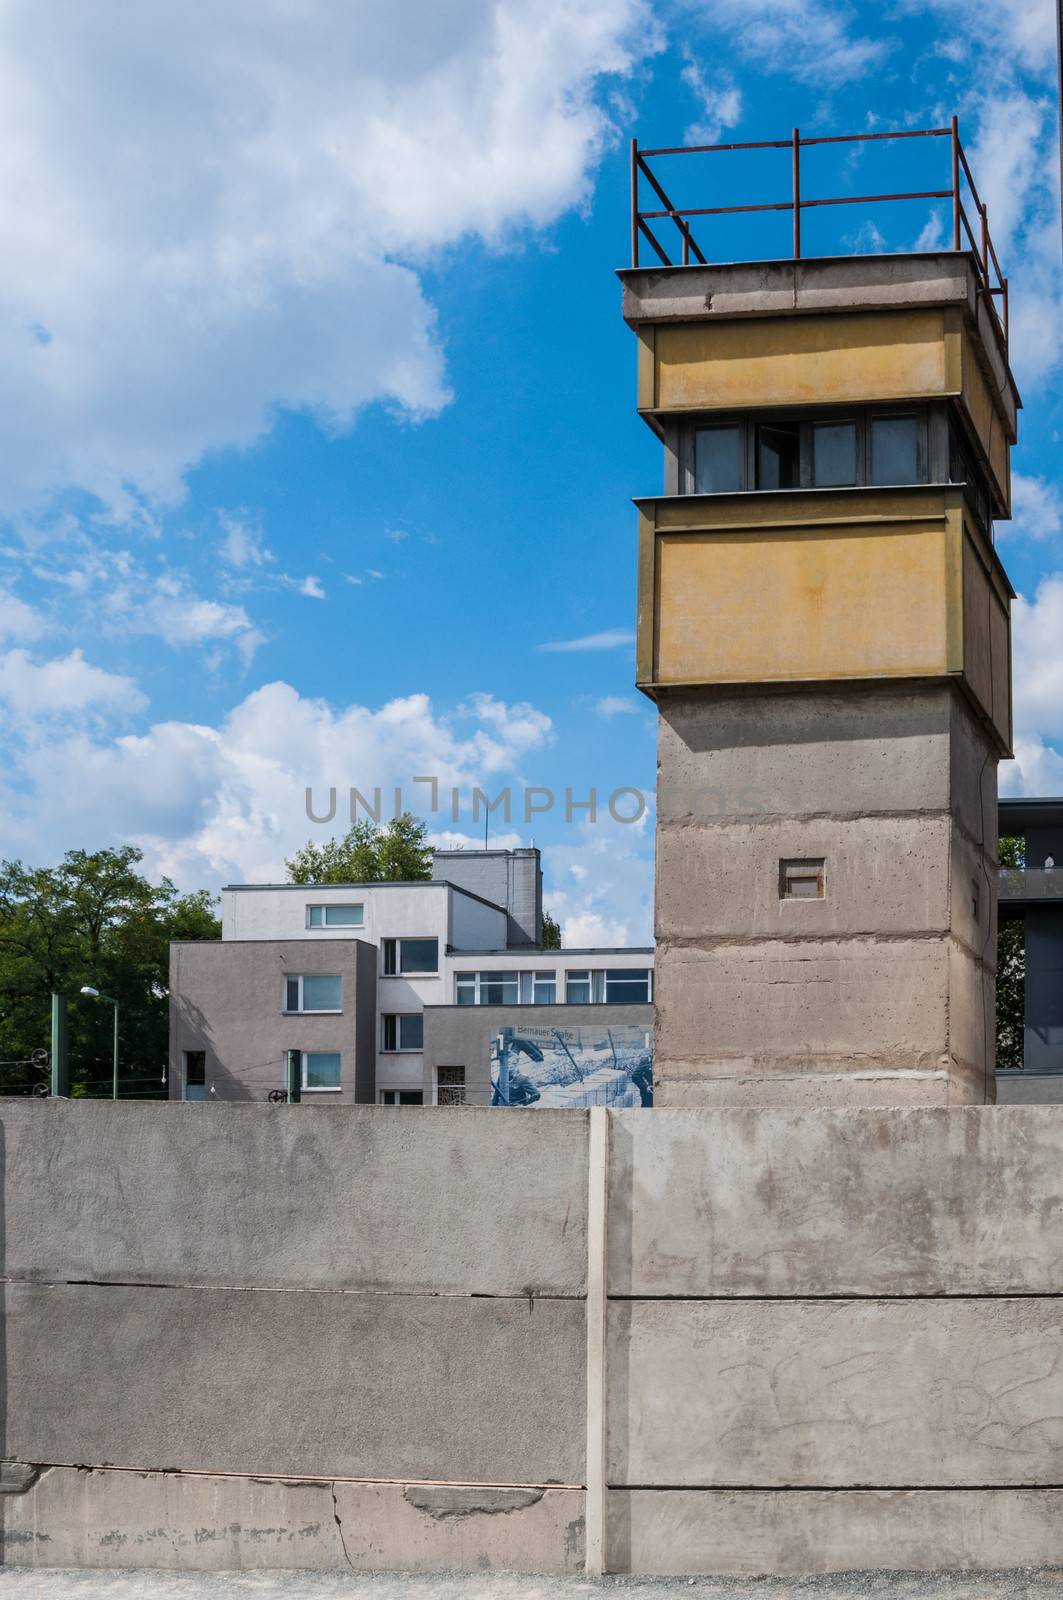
[630,118,1007,349]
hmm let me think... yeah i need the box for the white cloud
[0,587,44,643]
[219,512,274,570]
[0,0,657,519]
[1000,736,1063,798]
[909,0,1057,79]
[1012,576,1063,742]
[293,576,326,600]
[0,682,557,888]
[1002,474,1063,542]
[108,573,265,666]
[679,0,888,86]
[539,628,635,653]
[681,60,742,146]
[596,696,640,717]
[0,647,145,717]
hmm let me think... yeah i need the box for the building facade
[996,797,1063,1100]
[168,848,654,1105]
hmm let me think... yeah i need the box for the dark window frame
[680,406,929,495]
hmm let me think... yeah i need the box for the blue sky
[0,0,1060,944]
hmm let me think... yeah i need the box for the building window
[780,859,826,900]
[437,1065,466,1106]
[694,425,742,493]
[566,970,591,1004]
[302,1051,341,1091]
[307,903,363,928]
[682,408,927,495]
[812,421,858,487]
[381,1013,424,1052]
[183,1050,206,1099]
[382,937,438,976]
[757,422,800,489]
[605,968,653,1003]
[456,970,557,1005]
[380,1090,424,1105]
[284,974,341,1012]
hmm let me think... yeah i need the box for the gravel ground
[0,1570,1061,1600]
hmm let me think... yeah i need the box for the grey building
[170,937,378,1103]
[996,797,1063,1101]
[431,847,542,947]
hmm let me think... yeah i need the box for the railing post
[950,114,961,251]
[630,139,639,269]
[792,127,801,259]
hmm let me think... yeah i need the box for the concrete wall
[422,1003,652,1105]
[652,681,999,1106]
[4,1100,1062,1576]
[169,938,377,1103]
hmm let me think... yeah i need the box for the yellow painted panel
[655,311,947,411]
[655,525,949,684]
[989,585,1012,753]
[962,536,993,718]
[961,342,1010,512]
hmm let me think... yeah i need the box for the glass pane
[184,1051,206,1086]
[482,973,519,1005]
[399,1014,424,1050]
[533,976,556,1004]
[304,1052,341,1089]
[812,423,857,486]
[605,970,650,1003]
[693,427,741,493]
[399,938,438,973]
[455,973,476,1006]
[382,940,397,976]
[871,416,918,484]
[301,974,341,1010]
[285,976,300,1011]
[307,906,323,927]
[519,972,533,1004]
[324,904,363,926]
[757,423,800,489]
[398,1091,424,1105]
[567,972,591,1004]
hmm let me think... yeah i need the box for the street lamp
[80,986,119,1100]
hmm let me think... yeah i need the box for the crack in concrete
[329,1480,355,1571]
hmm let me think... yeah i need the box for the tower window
[870,415,919,484]
[812,422,858,486]
[694,426,742,493]
[757,422,800,489]
[780,859,826,900]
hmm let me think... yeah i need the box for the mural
[491,1022,653,1108]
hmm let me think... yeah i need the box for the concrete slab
[608,1298,1063,1487]
[0,1102,587,1295]
[610,1488,1063,1576]
[0,1468,584,1575]
[6,1283,584,1485]
[606,1106,1063,1297]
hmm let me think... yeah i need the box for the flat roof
[447,948,654,958]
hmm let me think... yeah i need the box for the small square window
[566,970,591,1004]
[780,859,825,900]
[871,415,919,484]
[383,937,438,976]
[380,1090,423,1105]
[303,1051,341,1090]
[183,1050,206,1087]
[437,1065,466,1106]
[307,903,363,928]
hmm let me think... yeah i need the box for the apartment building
[168,848,654,1105]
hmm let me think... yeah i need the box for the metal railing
[999,868,1063,901]
[630,118,1008,349]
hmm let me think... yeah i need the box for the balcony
[999,868,1063,904]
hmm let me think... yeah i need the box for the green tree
[995,834,1025,1071]
[285,813,432,884]
[541,910,562,949]
[0,847,219,1098]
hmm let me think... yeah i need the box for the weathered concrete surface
[0,1469,584,1574]
[608,1298,1063,1487]
[653,684,998,1106]
[607,1107,1063,1297]
[609,1488,1063,1576]
[0,1101,588,1295]
[6,1283,584,1485]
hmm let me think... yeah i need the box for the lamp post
[80,986,119,1100]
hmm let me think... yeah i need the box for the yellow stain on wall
[655,524,949,684]
[655,311,947,411]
